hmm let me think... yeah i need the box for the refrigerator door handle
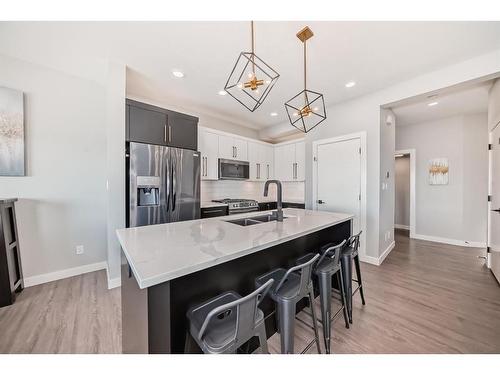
[172,158,177,211]
[166,152,171,213]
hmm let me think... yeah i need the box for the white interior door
[489,123,500,283]
[316,137,362,235]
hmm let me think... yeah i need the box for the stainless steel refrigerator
[127,142,200,227]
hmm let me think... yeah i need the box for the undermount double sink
[226,214,287,227]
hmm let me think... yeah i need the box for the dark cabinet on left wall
[0,199,23,307]
[126,99,198,151]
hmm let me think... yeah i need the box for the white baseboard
[359,240,395,266]
[395,224,410,230]
[379,241,395,265]
[106,266,121,289]
[23,261,107,288]
[358,254,379,265]
[411,233,486,248]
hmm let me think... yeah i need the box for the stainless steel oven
[218,159,250,180]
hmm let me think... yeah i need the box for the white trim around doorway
[395,148,416,238]
[312,132,367,260]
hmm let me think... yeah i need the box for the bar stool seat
[337,231,365,324]
[296,240,348,354]
[256,269,305,301]
[186,280,273,354]
[255,254,321,354]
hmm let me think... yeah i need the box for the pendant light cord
[303,39,307,92]
[251,21,255,74]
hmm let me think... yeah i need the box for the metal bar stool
[255,254,321,354]
[295,240,348,354]
[340,231,366,324]
[185,279,274,354]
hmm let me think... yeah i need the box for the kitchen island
[117,208,353,353]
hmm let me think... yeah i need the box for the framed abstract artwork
[0,86,24,176]
[429,158,448,185]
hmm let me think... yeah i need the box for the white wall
[394,155,410,227]
[201,180,304,203]
[0,54,108,284]
[379,108,396,253]
[105,61,126,287]
[396,113,488,245]
[299,49,500,261]
[489,79,500,131]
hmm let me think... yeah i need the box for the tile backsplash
[201,180,305,203]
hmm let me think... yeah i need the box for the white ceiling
[392,83,490,126]
[1,21,500,130]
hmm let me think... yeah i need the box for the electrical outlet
[76,245,84,255]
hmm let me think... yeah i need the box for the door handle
[172,160,177,211]
[317,199,325,204]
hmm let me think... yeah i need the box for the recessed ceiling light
[172,70,184,78]
[345,81,356,88]
[270,112,278,117]
[428,101,439,107]
[218,90,227,96]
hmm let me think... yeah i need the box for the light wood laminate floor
[1,230,499,353]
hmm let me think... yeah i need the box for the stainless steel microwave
[218,159,250,180]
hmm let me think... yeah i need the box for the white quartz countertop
[201,199,305,208]
[116,208,353,289]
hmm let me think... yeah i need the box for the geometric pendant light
[224,21,280,112]
[285,26,327,133]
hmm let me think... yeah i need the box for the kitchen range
[211,198,259,214]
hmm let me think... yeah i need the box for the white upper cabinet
[263,144,274,180]
[199,126,302,183]
[295,141,305,181]
[199,129,219,180]
[218,134,248,161]
[248,142,274,181]
[274,141,305,182]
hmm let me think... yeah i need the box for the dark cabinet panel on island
[259,202,305,210]
[258,202,277,211]
[126,99,198,151]
[201,206,229,218]
[283,202,305,209]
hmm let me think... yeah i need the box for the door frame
[394,148,416,238]
[312,131,367,258]
[487,123,499,269]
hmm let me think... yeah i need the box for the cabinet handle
[257,163,260,179]
[235,146,238,158]
[295,163,298,179]
[203,209,224,214]
[168,125,172,143]
[164,124,167,143]
[267,164,270,179]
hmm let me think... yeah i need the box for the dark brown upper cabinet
[126,99,198,150]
